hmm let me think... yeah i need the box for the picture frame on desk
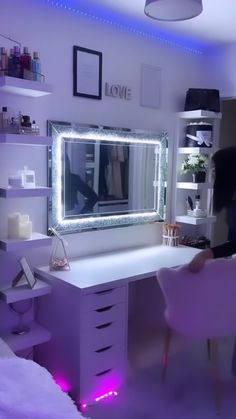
[73,45,102,100]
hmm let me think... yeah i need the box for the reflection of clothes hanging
[106,145,128,199]
[99,143,109,198]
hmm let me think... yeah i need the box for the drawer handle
[96,322,113,330]
[95,345,112,353]
[95,289,113,295]
[95,368,112,377]
[96,305,113,313]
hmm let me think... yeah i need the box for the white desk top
[35,245,200,294]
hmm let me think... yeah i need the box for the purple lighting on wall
[40,0,204,54]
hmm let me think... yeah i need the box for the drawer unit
[81,286,127,312]
[79,286,128,403]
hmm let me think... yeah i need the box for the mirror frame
[48,121,168,233]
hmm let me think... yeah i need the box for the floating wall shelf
[0,187,52,198]
[178,110,222,119]
[2,323,51,352]
[177,182,211,190]
[0,76,52,97]
[0,279,51,304]
[175,215,216,225]
[178,147,213,155]
[0,233,52,252]
[0,133,52,146]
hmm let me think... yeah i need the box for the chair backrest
[157,258,236,339]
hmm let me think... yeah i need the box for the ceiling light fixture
[144,0,203,21]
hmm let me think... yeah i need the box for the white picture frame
[140,64,161,109]
[19,257,37,289]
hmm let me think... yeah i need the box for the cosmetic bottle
[18,166,36,188]
[21,47,31,79]
[193,194,202,217]
[7,48,14,77]
[0,107,9,131]
[32,51,41,81]
[12,46,21,78]
[0,47,8,76]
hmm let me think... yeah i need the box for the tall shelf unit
[0,76,53,351]
[173,110,222,244]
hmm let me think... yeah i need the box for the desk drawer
[80,303,126,330]
[80,319,125,352]
[81,286,127,312]
[80,343,126,377]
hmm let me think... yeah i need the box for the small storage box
[185,122,213,148]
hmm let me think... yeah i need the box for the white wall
[205,43,236,98]
[0,0,210,293]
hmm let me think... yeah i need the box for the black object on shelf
[180,235,210,249]
[184,88,220,113]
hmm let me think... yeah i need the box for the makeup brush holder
[162,235,179,247]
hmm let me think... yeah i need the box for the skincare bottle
[18,166,36,188]
[0,107,9,131]
[20,47,31,79]
[0,47,8,76]
[12,46,21,78]
[7,48,14,77]
[193,194,202,217]
[32,51,41,81]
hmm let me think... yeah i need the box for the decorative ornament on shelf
[181,154,208,183]
[49,227,70,271]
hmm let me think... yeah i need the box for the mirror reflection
[48,122,168,233]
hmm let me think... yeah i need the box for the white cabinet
[0,76,53,251]
[173,110,222,244]
[34,270,128,405]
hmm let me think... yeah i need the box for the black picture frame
[73,46,102,100]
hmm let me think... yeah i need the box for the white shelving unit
[0,133,52,146]
[0,78,53,250]
[173,110,222,245]
[0,76,53,352]
[3,323,51,352]
[0,187,52,198]
[0,76,52,97]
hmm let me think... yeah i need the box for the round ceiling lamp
[144,0,203,21]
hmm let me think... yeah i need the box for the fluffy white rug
[0,357,86,419]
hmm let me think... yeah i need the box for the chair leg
[210,340,222,415]
[161,327,172,384]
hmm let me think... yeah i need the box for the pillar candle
[18,221,32,239]
[8,213,21,238]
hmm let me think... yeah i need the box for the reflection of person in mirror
[64,153,98,214]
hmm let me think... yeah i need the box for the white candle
[18,221,32,239]
[8,213,21,238]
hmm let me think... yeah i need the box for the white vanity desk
[35,244,200,406]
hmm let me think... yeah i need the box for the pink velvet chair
[157,258,236,414]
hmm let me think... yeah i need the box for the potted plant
[181,154,208,183]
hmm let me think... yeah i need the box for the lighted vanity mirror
[48,121,168,233]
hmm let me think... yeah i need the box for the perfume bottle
[20,47,31,79]
[12,46,21,78]
[32,51,41,81]
[7,48,14,77]
[0,47,8,76]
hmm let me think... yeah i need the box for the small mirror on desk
[47,121,168,233]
